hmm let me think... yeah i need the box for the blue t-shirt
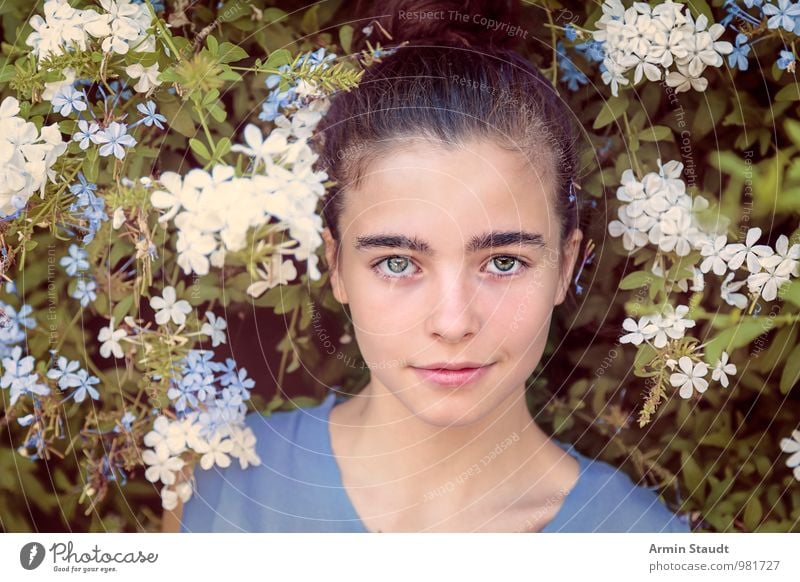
[179,391,690,533]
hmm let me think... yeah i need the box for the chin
[398,390,490,428]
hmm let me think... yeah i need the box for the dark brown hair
[313,0,582,265]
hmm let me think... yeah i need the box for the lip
[411,362,495,387]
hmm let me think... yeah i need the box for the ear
[554,228,583,306]
[322,227,349,305]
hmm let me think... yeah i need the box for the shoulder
[179,400,327,532]
[581,458,691,532]
[552,446,691,533]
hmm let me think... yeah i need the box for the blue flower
[0,346,49,407]
[574,39,605,63]
[259,47,338,121]
[133,100,167,129]
[70,369,100,403]
[52,86,87,117]
[71,277,97,307]
[564,23,578,41]
[59,244,90,276]
[728,35,751,71]
[72,119,101,150]
[762,0,800,32]
[114,411,136,433]
[69,172,97,200]
[777,49,796,71]
[94,121,137,160]
[46,355,82,390]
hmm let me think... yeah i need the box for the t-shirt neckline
[317,390,589,533]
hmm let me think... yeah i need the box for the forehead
[339,140,558,245]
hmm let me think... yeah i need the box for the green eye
[387,257,409,273]
[492,256,516,272]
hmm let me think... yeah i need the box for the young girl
[179,0,690,533]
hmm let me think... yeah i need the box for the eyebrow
[354,230,547,255]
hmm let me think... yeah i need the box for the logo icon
[20,542,46,570]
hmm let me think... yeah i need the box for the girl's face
[322,139,583,426]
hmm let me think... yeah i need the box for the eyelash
[369,255,532,281]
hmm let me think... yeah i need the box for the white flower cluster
[142,413,261,510]
[667,351,736,398]
[608,160,800,305]
[592,0,733,96]
[608,159,714,257]
[150,106,329,292]
[0,96,67,217]
[620,303,696,348]
[25,0,155,63]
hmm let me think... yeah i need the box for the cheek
[488,273,558,349]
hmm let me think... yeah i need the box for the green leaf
[618,270,654,290]
[189,138,211,161]
[218,0,251,23]
[780,344,800,394]
[686,0,713,21]
[703,320,769,366]
[262,48,292,73]
[339,24,354,54]
[83,147,99,182]
[112,294,134,325]
[782,280,800,308]
[638,125,672,142]
[206,33,219,54]
[775,84,800,102]
[214,137,231,160]
[743,497,762,531]
[208,102,226,123]
[301,4,320,35]
[681,450,706,503]
[217,42,248,64]
[593,95,629,130]
[160,99,196,138]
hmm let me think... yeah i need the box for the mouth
[410,362,495,387]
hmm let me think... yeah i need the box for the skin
[321,138,584,532]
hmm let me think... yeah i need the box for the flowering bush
[0,0,798,533]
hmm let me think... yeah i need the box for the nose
[424,270,482,342]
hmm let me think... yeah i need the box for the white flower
[720,272,749,309]
[246,253,298,298]
[142,445,185,485]
[772,234,800,278]
[144,415,188,457]
[619,315,657,345]
[112,206,126,229]
[230,123,290,169]
[229,425,261,470]
[699,234,730,275]
[160,481,193,510]
[654,206,695,256]
[98,317,127,358]
[608,206,650,251]
[669,355,709,399]
[747,254,792,301]
[201,312,228,347]
[125,62,162,93]
[193,430,235,470]
[724,227,774,273]
[779,429,800,481]
[150,285,192,326]
[711,351,736,388]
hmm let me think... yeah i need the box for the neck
[334,379,556,505]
